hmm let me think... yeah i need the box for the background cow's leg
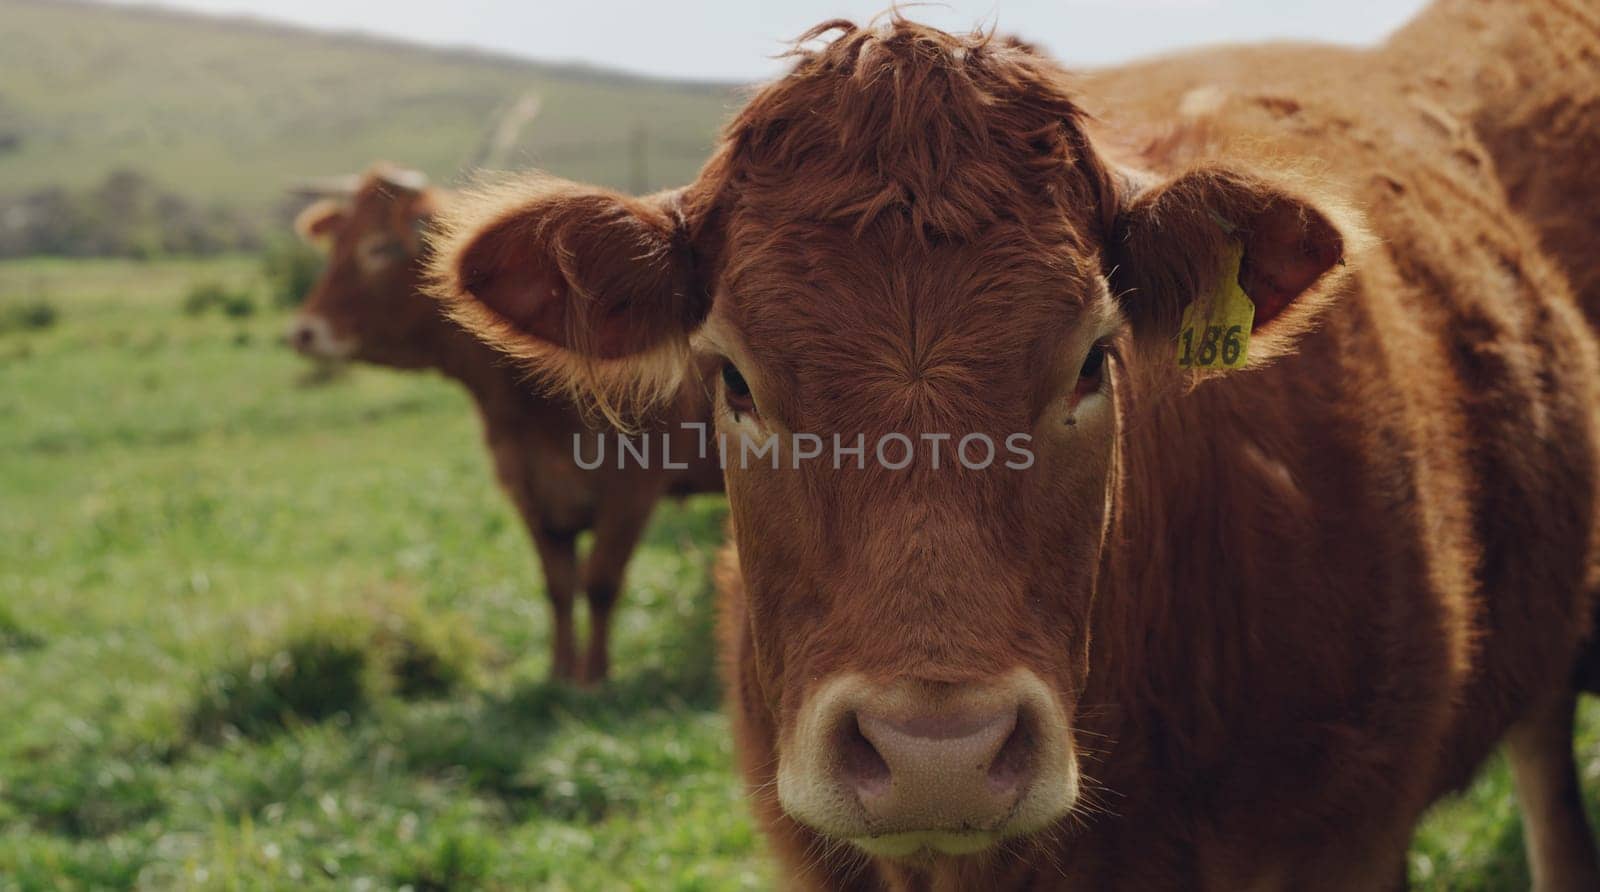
[488,436,582,682]
[579,498,654,685]
[531,528,581,681]
[1507,692,1600,892]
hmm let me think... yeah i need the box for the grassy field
[1,255,1598,890]
[0,0,739,206]
[0,256,758,890]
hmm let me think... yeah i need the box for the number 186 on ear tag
[1177,242,1254,370]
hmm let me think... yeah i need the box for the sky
[109,0,1432,82]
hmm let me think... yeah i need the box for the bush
[180,281,253,318]
[260,236,324,308]
[188,622,373,741]
[0,297,58,334]
[0,602,44,650]
[220,293,256,318]
[187,600,482,742]
[371,602,482,700]
[394,831,498,891]
[180,281,226,316]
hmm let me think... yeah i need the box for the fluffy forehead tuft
[304,162,439,247]
[347,163,432,215]
[694,15,1113,244]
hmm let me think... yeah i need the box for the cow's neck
[1087,361,1318,777]
[357,294,547,442]
[427,318,516,401]
[375,271,520,404]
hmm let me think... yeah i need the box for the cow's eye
[1075,344,1107,397]
[722,362,756,418]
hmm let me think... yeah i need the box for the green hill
[0,0,739,238]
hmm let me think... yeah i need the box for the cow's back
[1084,0,1600,326]
[1386,0,1600,330]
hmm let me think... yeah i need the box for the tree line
[0,169,267,259]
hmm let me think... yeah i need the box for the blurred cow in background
[288,162,722,684]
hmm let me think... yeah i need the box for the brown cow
[288,162,721,684]
[429,16,1600,892]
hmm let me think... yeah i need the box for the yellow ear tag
[1177,241,1253,370]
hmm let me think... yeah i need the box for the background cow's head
[431,18,1348,865]
[288,162,442,368]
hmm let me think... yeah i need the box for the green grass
[1,255,1597,889]
[0,0,738,207]
[0,256,760,890]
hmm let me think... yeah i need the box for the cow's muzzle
[285,314,356,360]
[776,669,1078,858]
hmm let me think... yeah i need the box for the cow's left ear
[294,199,347,246]
[1108,166,1347,360]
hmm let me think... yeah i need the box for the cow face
[288,165,439,368]
[432,20,1345,864]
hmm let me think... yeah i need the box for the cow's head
[287,163,442,368]
[431,19,1347,865]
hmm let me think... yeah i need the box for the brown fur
[1083,0,1600,703]
[429,11,1600,890]
[293,163,721,683]
[1390,0,1600,328]
[1083,0,1600,326]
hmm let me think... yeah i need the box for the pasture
[0,256,1596,889]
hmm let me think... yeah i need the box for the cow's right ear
[294,199,346,246]
[430,177,706,364]
[1106,165,1352,366]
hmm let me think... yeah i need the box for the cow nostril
[835,713,891,798]
[987,711,1035,794]
[291,326,314,349]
